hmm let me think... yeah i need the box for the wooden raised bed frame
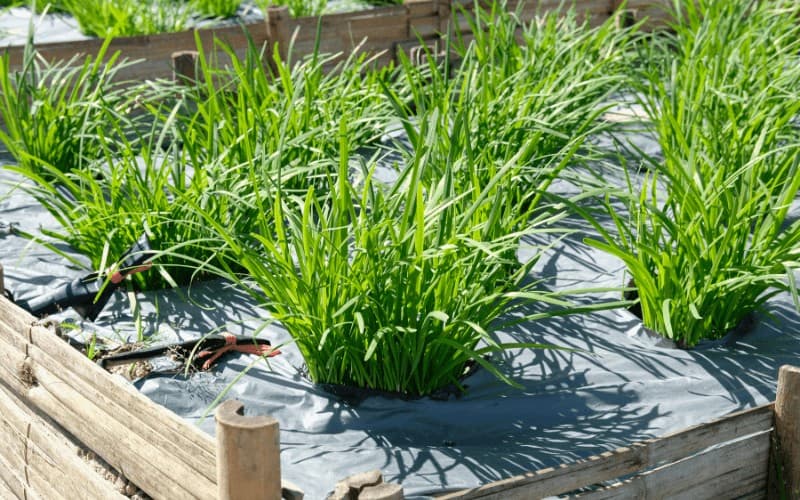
[1,266,799,498]
[0,1,790,498]
[0,0,649,83]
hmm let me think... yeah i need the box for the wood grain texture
[437,445,647,499]
[23,360,213,499]
[0,298,307,499]
[775,365,800,498]
[216,400,282,500]
[266,6,291,63]
[2,22,269,82]
[613,0,674,30]
[440,404,774,499]
[0,297,215,498]
[0,295,35,344]
[28,324,217,481]
[0,382,125,500]
[0,471,20,500]
[407,0,439,17]
[0,335,29,391]
[578,430,771,499]
[0,0,625,82]
[0,446,28,500]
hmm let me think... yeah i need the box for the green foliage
[194,121,572,395]
[584,0,800,346]
[0,38,135,176]
[86,333,98,360]
[191,0,240,18]
[189,5,635,395]
[165,35,394,203]
[3,3,636,394]
[254,0,326,18]
[5,34,396,291]
[384,2,633,276]
[58,0,190,37]
[10,105,230,290]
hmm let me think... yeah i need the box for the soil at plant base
[624,278,759,349]
[314,358,481,404]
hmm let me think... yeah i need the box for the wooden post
[266,6,291,73]
[0,263,4,297]
[216,400,281,500]
[172,51,199,84]
[775,365,800,498]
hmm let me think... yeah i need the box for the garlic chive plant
[165,35,395,200]
[58,0,191,37]
[192,5,636,395]
[195,120,570,395]
[584,0,800,347]
[3,36,398,291]
[0,38,135,176]
[384,2,634,276]
[192,0,241,18]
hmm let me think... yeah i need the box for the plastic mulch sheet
[2,127,799,498]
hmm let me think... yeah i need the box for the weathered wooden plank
[25,431,119,500]
[438,445,647,499]
[23,361,213,499]
[776,365,800,498]
[679,459,768,499]
[0,393,60,500]
[648,403,773,465]
[407,0,439,18]
[0,302,213,500]
[0,394,28,473]
[216,400,282,500]
[21,457,70,500]
[511,0,613,27]
[294,5,407,32]
[266,6,292,62]
[441,403,774,499]
[0,444,29,500]
[2,21,268,82]
[0,337,29,392]
[409,15,441,38]
[579,430,771,499]
[27,325,217,482]
[0,326,27,370]
[291,37,346,58]
[0,296,307,499]
[0,382,125,500]
[613,0,674,29]
[341,20,408,45]
[0,309,216,482]
[0,470,20,500]
[0,295,34,343]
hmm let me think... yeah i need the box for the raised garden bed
[0,289,798,497]
[0,0,629,82]
[1,0,799,497]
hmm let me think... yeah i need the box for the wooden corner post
[265,6,291,73]
[216,400,282,500]
[172,51,199,84]
[775,364,800,498]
